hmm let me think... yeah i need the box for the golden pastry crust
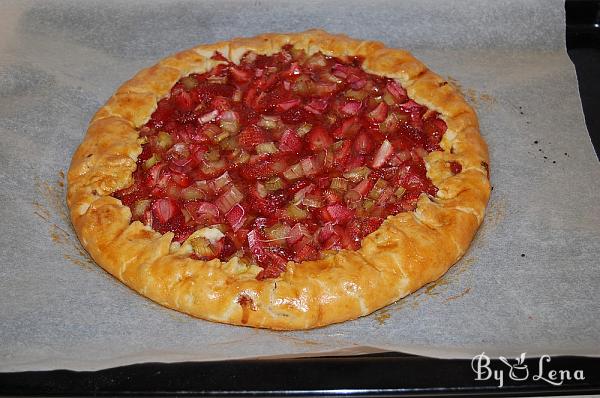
[67,30,490,330]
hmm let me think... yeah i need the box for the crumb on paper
[444,287,471,303]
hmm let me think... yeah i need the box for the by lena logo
[471,352,585,388]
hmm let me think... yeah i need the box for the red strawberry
[279,129,303,153]
[423,117,447,146]
[238,126,269,150]
[305,125,333,151]
[293,243,319,262]
[173,90,194,112]
[323,204,354,225]
[247,185,279,216]
[240,158,278,180]
[353,132,373,155]
[347,217,383,240]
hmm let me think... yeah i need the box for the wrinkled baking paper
[1,0,599,371]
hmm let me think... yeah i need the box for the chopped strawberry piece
[423,117,447,146]
[332,63,353,79]
[352,179,373,196]
[324,204,354,225]
[170,172,192,187]
[317,222,336,242]
[353,132,373,155]
[294,244,319,262]
[334,116,361,139]
[312,82,338,96]
[285,62,301,76]
[239,126,269,150]
[258,74,280,91]
[144,163,165,188]
[240,158,277,180]
[279,130,303,153]
[400,100,425,129]
[349,76,367,90]
[280,107,313,124]
[449,161,462,174]
[347,217,383,240]
[173,90,194,112]
[306,125,333,151]
[152,198,180,224]
[169,157,195,174]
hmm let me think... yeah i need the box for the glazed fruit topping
[113,45,450,279]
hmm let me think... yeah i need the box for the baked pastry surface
[67,30,490,329]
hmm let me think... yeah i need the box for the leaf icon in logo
[499,356,511,367]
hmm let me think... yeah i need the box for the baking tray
[1,0,599,396]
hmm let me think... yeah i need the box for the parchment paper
[1,0,599,372]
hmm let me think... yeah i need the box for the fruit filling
[113,46,450,279]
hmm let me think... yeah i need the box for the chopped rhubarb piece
[367,102,388,123]
[225,204,246,232]
[340,100,362,116]
[184,201,220,224]
[386,80,408,102]
[276,98,301,112]
[152,198,180,224]
[230,67,252,83]
[215,184,244,213]
[349,77,367,90]
[304,98,328,114]
[372,140,394,168]
[198,109,219,124]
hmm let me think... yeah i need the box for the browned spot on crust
[237,294,256,324]
[444,287,471,303]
